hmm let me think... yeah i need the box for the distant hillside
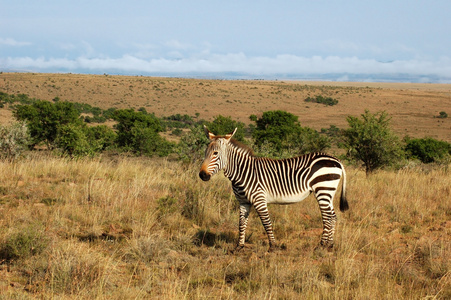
[1,72,450,141]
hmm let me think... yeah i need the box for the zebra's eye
[213,151,219,156]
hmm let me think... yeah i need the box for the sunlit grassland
[0,154,450,299]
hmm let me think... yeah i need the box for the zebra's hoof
[268,243,286,252]
[318,240,334,250]
[268,245,277,252]
[230,244,245,254]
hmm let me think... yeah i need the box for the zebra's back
[254,153,344,205]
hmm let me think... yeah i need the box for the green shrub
[341,110,404,174]
[172,128,183,136]
[404,137,451,163]
[54,124,99,157]
[177,124,209,162]
[0,92,35,105]
[251,110,301,153]
[112,109,162,146]
[437,111,448,119]
[112,109,172,156]
[129,125,173,156]
[86,125,116,151]
[14,100,83,149]
[305,95,339,106]
[321,125,343,145]
[250,110,330,158]
[206,115,246,142]
[163,114,195,129]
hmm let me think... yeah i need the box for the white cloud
[0,38,32,47]
[56,42,76,51]
[163,40,193,50]
[2,53,451,82]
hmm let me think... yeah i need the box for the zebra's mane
[229,139,255,156]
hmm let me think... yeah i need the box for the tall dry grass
[0,153,449,299]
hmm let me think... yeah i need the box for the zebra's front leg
[233,203,251,253]
[253,201,277,252]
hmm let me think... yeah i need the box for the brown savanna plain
[1,72,450,141]
[0,73,450,299]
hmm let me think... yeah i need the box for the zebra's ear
[225,128,237,141]
[203,125,215,140]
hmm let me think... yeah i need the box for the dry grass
[0,154,449,299]
[1,72,450,142]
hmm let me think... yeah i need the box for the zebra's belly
[266,190,311,205]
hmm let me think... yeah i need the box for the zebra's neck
[223,143,254,184]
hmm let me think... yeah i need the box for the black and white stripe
[199,126,349,251]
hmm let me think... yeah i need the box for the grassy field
[0,154,449,298]
[0,73,450,298]
[1,72,450,142]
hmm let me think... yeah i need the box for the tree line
[0,92,450,174]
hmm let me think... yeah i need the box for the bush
[404,137,451,163]
[177,124,209,162]
[112,109,163,147]
[321,125,343,145]
[437,111,448,119]
[175,115,245,162]
[111,109,172,156]
[0,122,31,161]
[54,124,99,157]
[341,110,404,174]
[86,125,116,151]
[206,115,246,142]
[250,110,330,157]
[129,125,173,157]
[14,100,83,149]
[251,110,301,153]
[102,107,117,119]
[163,114,195,129]
[305,95,339,106]
[172,128,183,136]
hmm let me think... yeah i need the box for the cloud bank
[2,53,451,83]
[0,38,32,47]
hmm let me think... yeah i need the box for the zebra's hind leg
[315,189,337,248]
[317,199,337,248]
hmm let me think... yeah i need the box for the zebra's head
[199,126,237,181]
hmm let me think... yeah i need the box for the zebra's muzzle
[199,170,211,181]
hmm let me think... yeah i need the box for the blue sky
[1,1,451,82]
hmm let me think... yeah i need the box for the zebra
[199,126,349,252]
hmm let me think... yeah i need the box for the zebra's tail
[339,165,349,212]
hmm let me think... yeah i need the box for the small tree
[112,109,172,156]
[55,124,116,157]
[342,110,404,174]
[251,110,329,157]
[207,115,246,142]
[54,124,97,157]
[112,109,163,147]
[14,100,82,149]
